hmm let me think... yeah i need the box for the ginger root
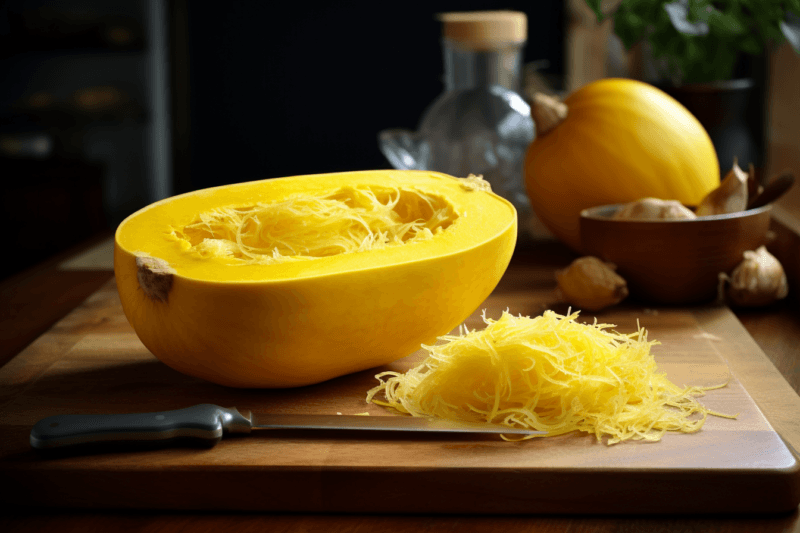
[719,246,789,307]
[555,256,628,311]
[612,198,696,220]
[696,159,749,216]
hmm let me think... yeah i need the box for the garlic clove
[612,197,697,220]
[555,256,628,311]
[696,159,749,216]
[719,246,789,307]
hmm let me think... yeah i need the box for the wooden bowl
[579,204,772,305]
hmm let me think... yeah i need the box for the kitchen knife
[30,403,544,450]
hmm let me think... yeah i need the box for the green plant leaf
[684,38,703,65]
[687,0,713,23]
[614,10,648,48]
[738,34,763,55]
[678,37,738,83]
[766,19,788,41]
[621,0,652,11]
[605,0,797,81]
[708,10,748,36]
[664,0,710,35]
[584,0,605,22]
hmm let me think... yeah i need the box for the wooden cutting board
[1,269,799,515]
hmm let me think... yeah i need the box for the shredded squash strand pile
[367,310,733,444]
[173,186,456,264]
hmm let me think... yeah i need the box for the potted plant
[584,0,800,178]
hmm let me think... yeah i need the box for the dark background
[174,0,564,192]
[0,0,564,279]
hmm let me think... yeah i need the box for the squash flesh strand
[170,186,457,264]
[367,310,735,444]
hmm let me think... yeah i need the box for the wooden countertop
[2,233,800,532]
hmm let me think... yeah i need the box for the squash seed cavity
[170,186,458,264]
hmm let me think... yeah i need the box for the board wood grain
[0,268,799,515]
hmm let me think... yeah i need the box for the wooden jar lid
[438,11,527,50]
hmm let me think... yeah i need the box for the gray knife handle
[29,404,252,450]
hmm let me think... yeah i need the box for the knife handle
[29,404,253,451]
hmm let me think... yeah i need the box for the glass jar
[379,11,538,240]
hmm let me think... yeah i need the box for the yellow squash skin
[114,170,517,388]
[524,78,720,252]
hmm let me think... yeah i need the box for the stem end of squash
[532,93,567,135]
[135,255,175,302]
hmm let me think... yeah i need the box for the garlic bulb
[555,256,628,311]
[612,198,696,220]
[719,246,789,307]
[696,159,749,216]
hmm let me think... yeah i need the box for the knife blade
[30,403,544,451]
